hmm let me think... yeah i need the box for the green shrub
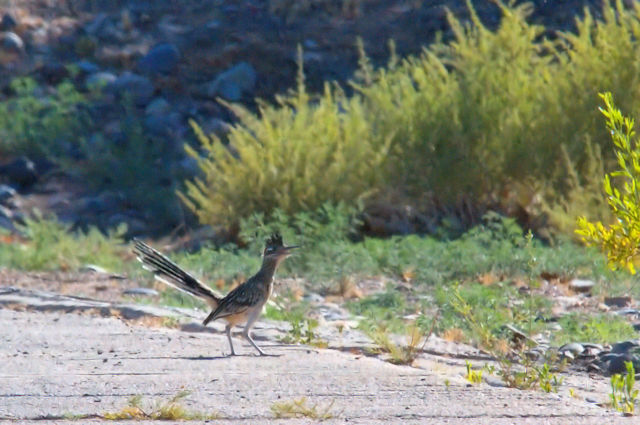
[357,2,555,202]
[184,1,640,234]
[359,1,640,219]
[0,77,89,158]
[181,53,393,226]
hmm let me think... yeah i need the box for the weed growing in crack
[451,286,563,391]
[536,363,563,393]
[465,361,483,384]
[271,397,336,420]
[363,311,438,366]
[101,391,220,420]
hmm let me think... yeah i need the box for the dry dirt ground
[0,272,636,424]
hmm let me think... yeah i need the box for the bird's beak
[280,245,300,256]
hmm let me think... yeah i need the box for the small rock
[586,362,603,374]
[177,156,200,179]
[84,13,111,37]
[0,204,13,220]
[611,340,640,354]
[484,376,507,388]
[605,353,635,374]
[0,157,38,189]
[200,118,232,138]
[206,62,257,101]
[80,264,109,273]
[138,43,180,74]
[524,346,546,360]
[123,288,159,297]
[86,71,117,91]
[79,193,122,214]
[106,213,147,235]
[581,342,604,353]
[315,304,350,321]
[503,324,528,343]
[616,308,640,316]
[39,62,70,85]
[605,296,633,308]
[0,32,24,54]
[75,60,100,74]
[547,323,562,332]
[1,13,17,31]
[145,97,171,116]
[0,215,16,232]
[303,293,324,304]
[144,112,181,137]
[108,72,155,106]
[569,278,595,293]
[304,39,319,49]
[0,184,17,204]
[559,342,584,356]
[187,20,221,47]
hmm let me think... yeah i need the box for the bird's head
[263,233,299,261]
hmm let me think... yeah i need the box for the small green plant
[610,361,638,415]
[536,363,563,393]
[270,397,335,420]
[265,295,328,348]
[102,391,220,420]
[281,315,327,348]
[0,213,126,271]
[465,361,483,384]
[577,92,640,273]
[451,285,561,391]
[363,313,437,366]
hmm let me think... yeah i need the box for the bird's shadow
[179,354,265,360]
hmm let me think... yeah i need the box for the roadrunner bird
[133,234,298,356]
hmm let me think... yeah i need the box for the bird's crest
[265,233,283,249]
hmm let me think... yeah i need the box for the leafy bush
[577,93,640,273]
[359,1,640,224]
[0,77,89,158]
[181,55,393,226]
[184,1,640,236]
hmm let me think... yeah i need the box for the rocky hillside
[0,0,608,238]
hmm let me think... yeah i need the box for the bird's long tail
[133,239,220,308]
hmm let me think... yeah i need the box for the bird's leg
[243,330,264,355]
[242,304,281,356]
[225,324,236,356]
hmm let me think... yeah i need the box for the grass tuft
[271,397,336,420]
[102,391,220,421]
